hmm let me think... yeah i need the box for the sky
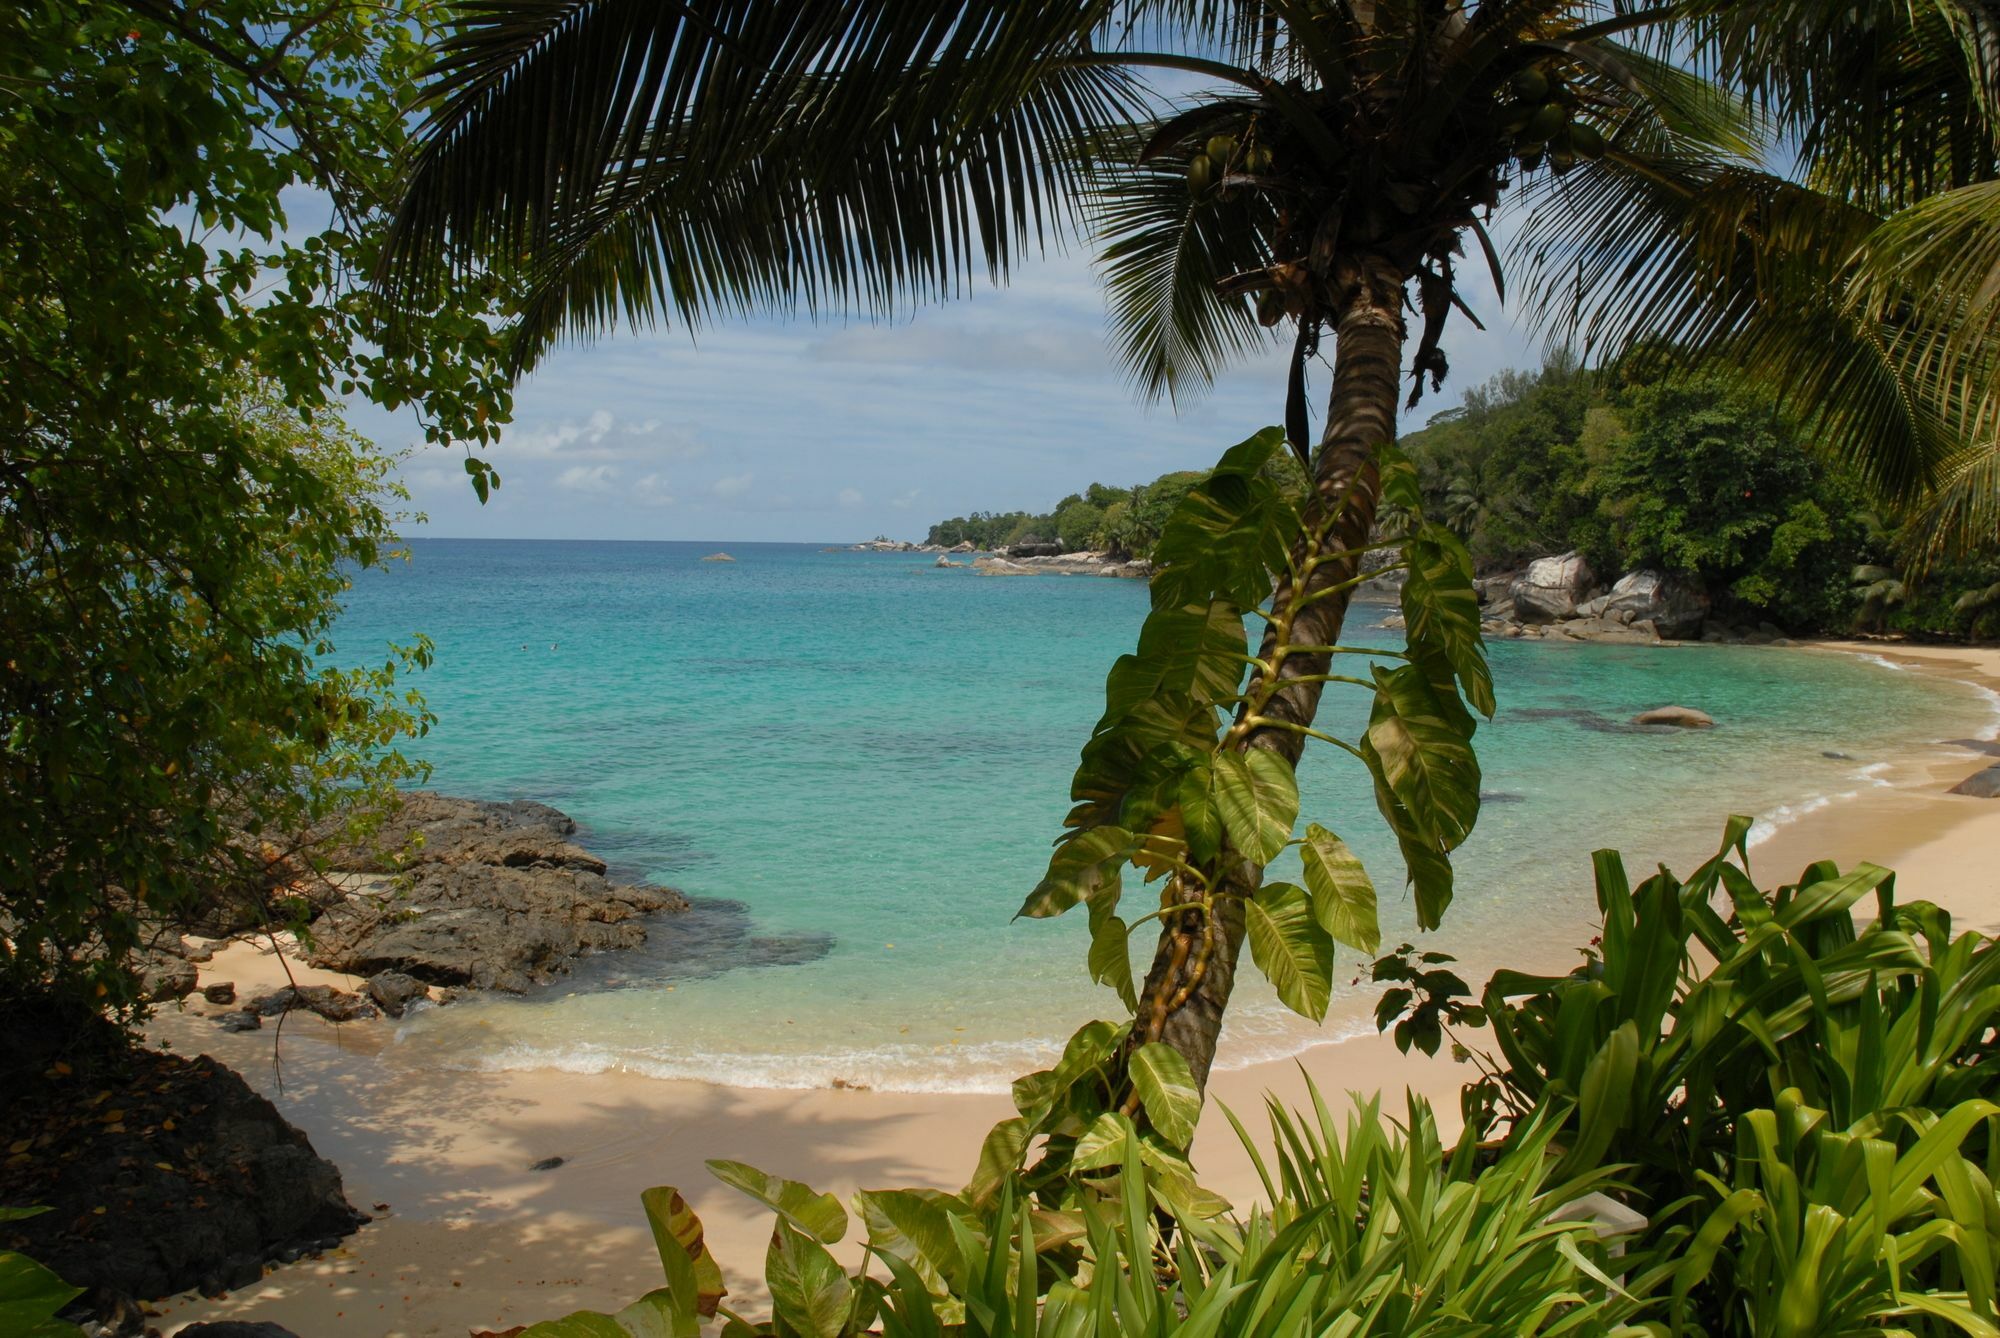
[354,240,1546,544]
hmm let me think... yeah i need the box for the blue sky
[357,244,1544,543]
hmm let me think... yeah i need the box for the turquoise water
[335,539,1997,1090]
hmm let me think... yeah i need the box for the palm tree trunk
[1131,254,1408,1095]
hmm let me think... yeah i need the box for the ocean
[330,538,1998,1091]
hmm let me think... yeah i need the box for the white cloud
[634,473,677,507]
[555,464,619,493]
[712,472,754,499]
[837,487,864,508]
[888,488,922,510]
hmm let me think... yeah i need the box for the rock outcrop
[1508,552,1597,622]
[0,1021,362,1317]
[1950,763,2000,797]
[1601,570,1710,640]
[973,552,1149,580]
[302,793,688,994]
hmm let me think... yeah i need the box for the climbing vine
[980,425,1492,1206]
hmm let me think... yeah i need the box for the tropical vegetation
[508,823,2000,1337]
[0,0,515,1023]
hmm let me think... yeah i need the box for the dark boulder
[245,985,377,1023]
[0,1020,361,1315]
[306,864,685,993]
[364,970,430,1018]
[1950,763,2000,797]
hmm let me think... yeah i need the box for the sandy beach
[145,639,2000,1337]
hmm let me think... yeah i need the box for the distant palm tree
[383,1,1738,1093]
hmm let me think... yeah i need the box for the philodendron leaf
[1212,748,1298,863]
[1361,738,1456,930]
[1072,1111,1135,1170]
[1018,826,1141,919]
[1129,1042,1203,1147]
[637,1186,724,1325]
[1300,824,1380,954]
[1150,428,1296,611]
[766,1221,854,1338]
[1402,526,1495,718]
[1246,881,1334,1021]
[1129,599,1250,708]
[707,1160,847,1244]
[856,1188,962,1291]
[1366,664,1479,851]
[1087,912,1138,1011]
[0,1246,84,1338]
[967,1117,1029,1209]
[1178,764,1222,864]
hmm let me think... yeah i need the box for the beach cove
[135,540,2000,1334]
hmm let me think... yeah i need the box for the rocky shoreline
[1371,550,1801,648]
[6,794,690,1331]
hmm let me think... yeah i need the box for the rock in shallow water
[1632,705,1716,729]
[1950,763,2000,797]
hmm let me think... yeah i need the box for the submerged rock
[1632,705,1716,729]
[701,552,736,562]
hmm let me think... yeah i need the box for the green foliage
[1401,362,1907,631]
[1470,819,2000,1335]
[0,1210,83,1337]
[525,1085,1647,1338]
[0,0,514,1017]
[926,470,1211,560]
[1000,426,1489,1183]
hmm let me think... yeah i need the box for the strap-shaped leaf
[1017,826,1140,919]
[766,1220,854,1338]
[1365,663,1480,851]
[707,1160,847,1245]
[1129,1041,1203,1146]
[1402,525,1495,719]
[1087,911,1138,1011]
[1300,824,1381,954]
[637,1186,726,1325]
[1211,747,1299,863]
[1246,881,1334,1021]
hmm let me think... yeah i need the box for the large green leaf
[1245,881,1334,1021]
[1299,825,1380,954]
[1087,911,1138,1011]
[1150,429,1297,611]
[1071,1111,1135,1170]
[1401,526,1495,719]
[1017,826,1140,919]
[1129,1041,1203,1147]
[0,1248,83,1338]
[706,1160,847,1245]
[1364,663,1480,851]
[856,1188,962,1291]
[637,1186,725,1326]
[966,1117,1029,1208]
[1211,748,1299,863]
[1360,736,1457,930]
[1120,599,1250,712]
[765,1221,854,1338]
[1178,763,1223,864]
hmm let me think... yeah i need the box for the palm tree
[1520,0,2000,572]
[382,1,1735,1097]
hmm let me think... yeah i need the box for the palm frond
[1091,116,1278,403]
[385,0,1128,313]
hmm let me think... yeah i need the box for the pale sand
[147,640,2000,1336]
